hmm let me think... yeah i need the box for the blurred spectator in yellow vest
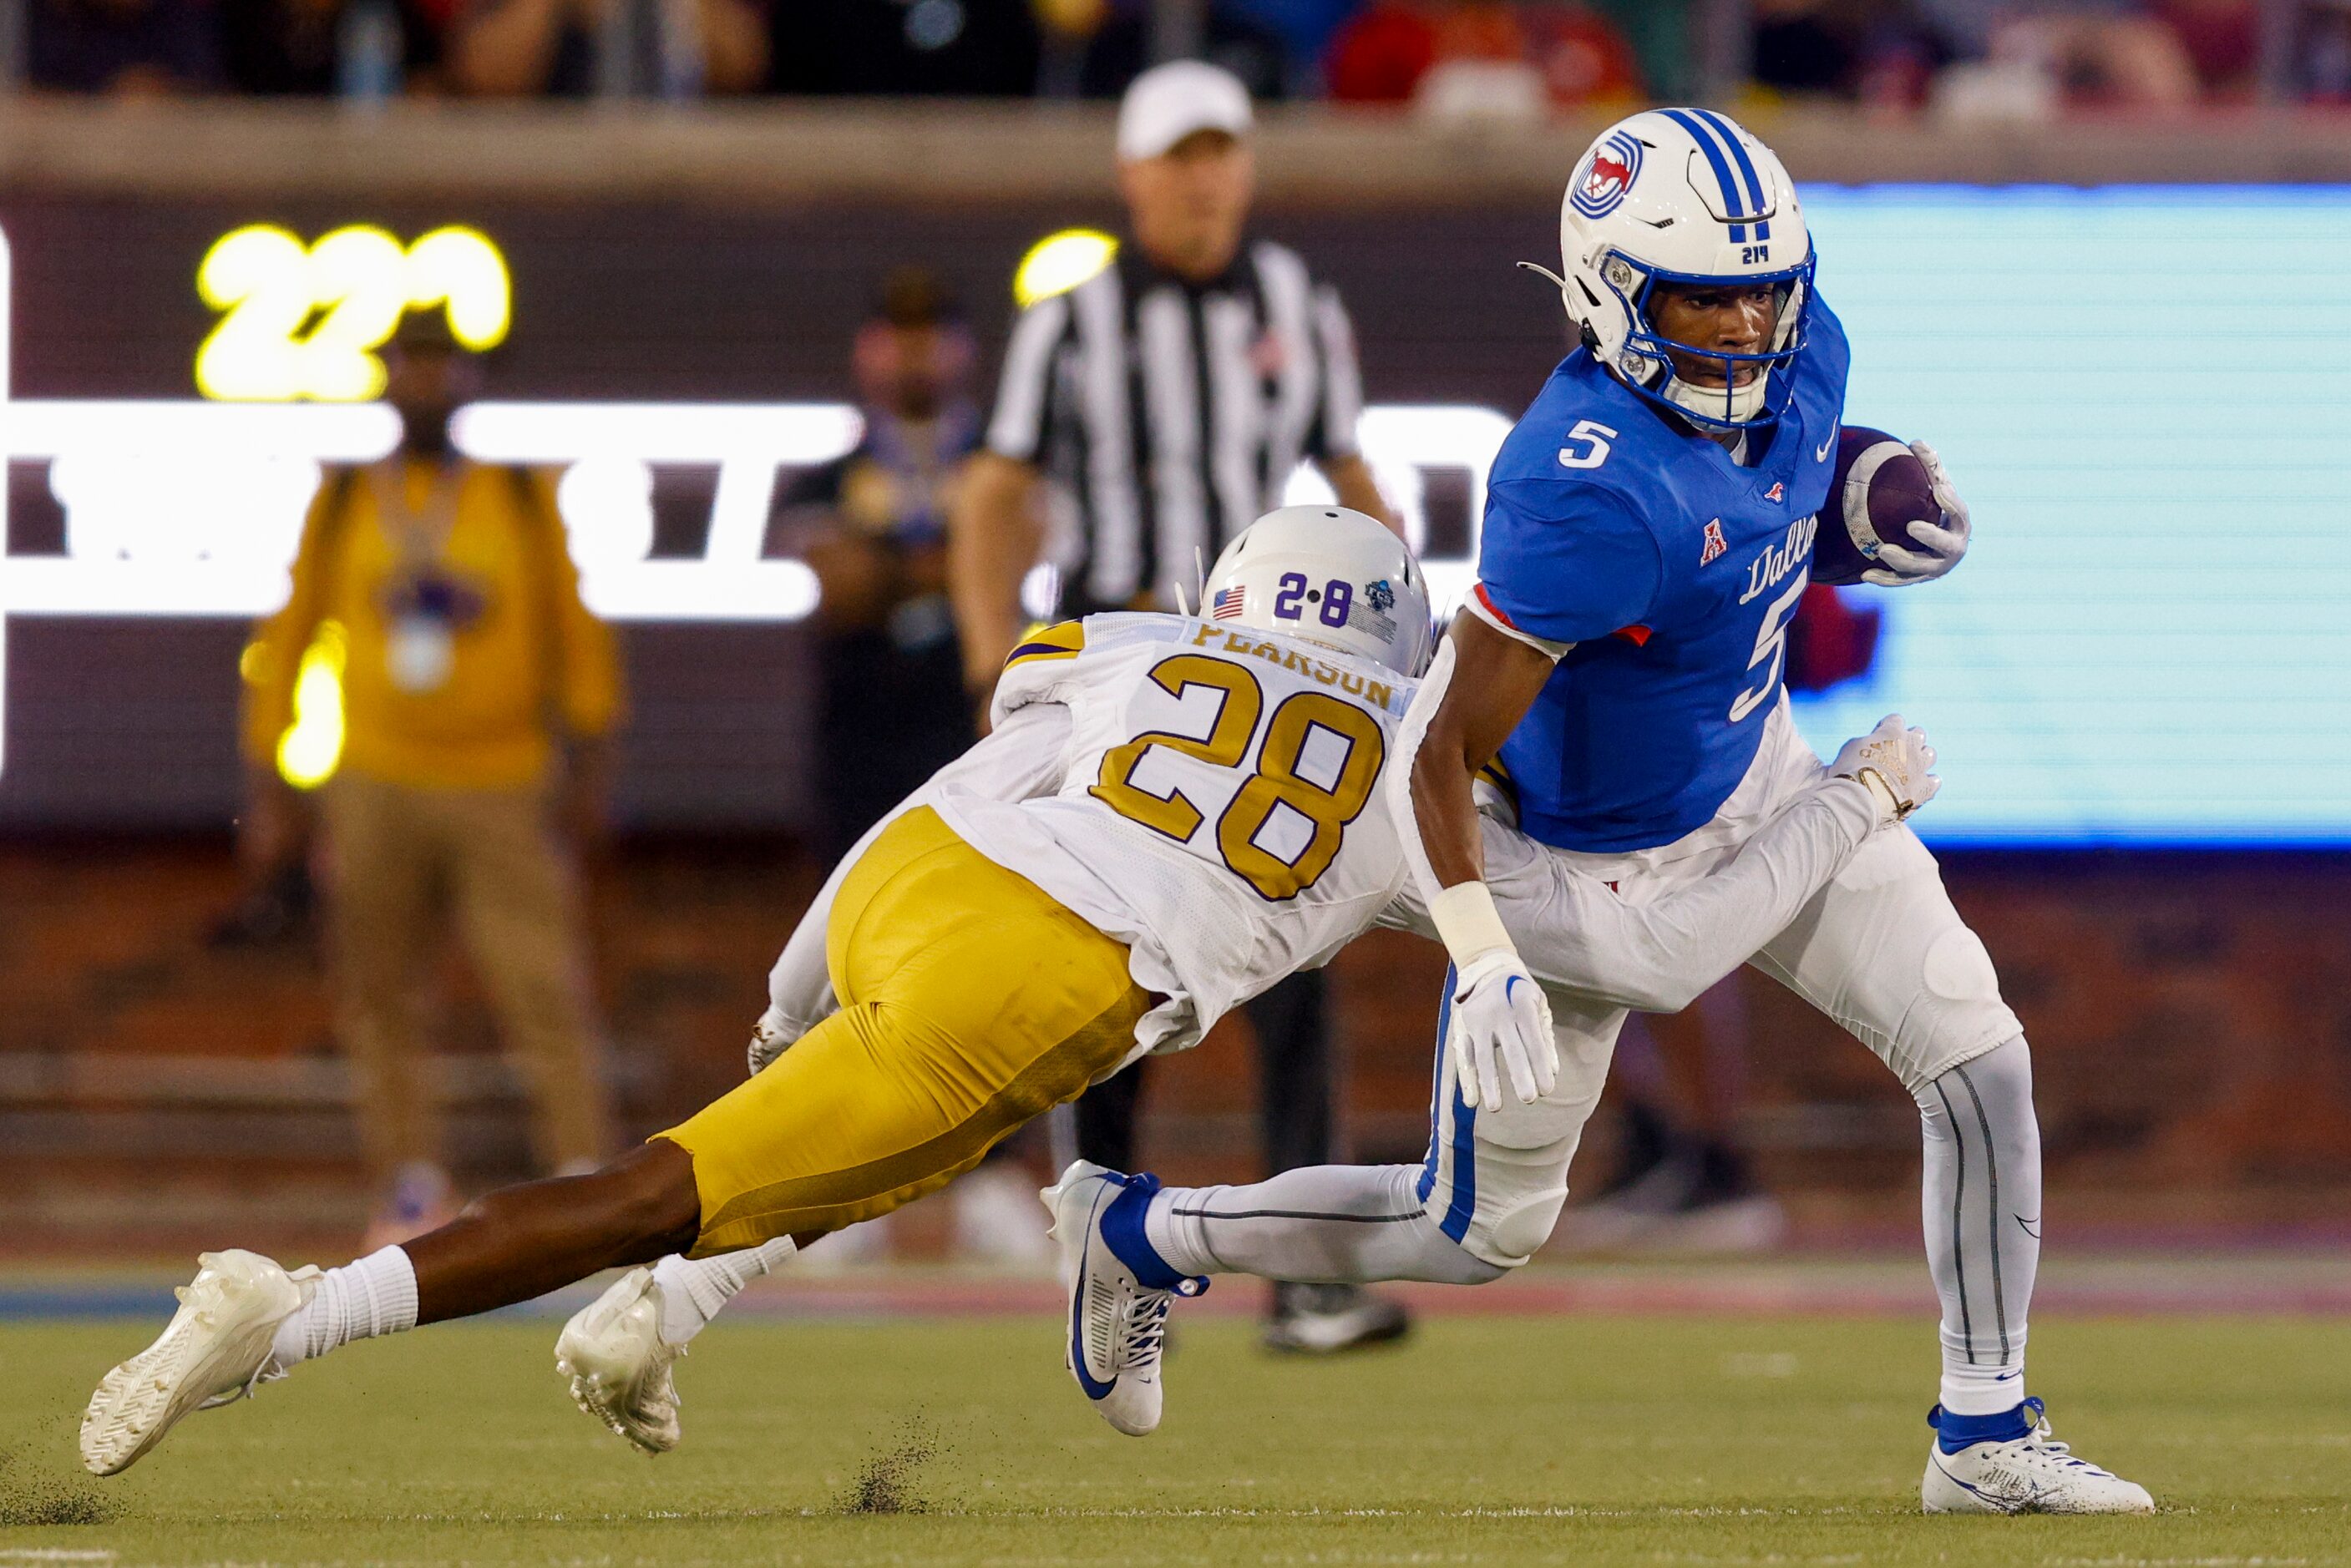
[239,314,624,1249]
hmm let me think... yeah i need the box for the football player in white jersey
[77,505,1925,1478]
[536,508,1923,1451]
[75,504,1426,1476]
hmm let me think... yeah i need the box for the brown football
[1813,427,1938,586]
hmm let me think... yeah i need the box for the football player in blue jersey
[1061,109,2152,1515]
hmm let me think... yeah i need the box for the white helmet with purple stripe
[1536,107,1815,432]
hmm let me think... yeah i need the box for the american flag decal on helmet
[1700,518,1729,566]
[1211,587,1246,620]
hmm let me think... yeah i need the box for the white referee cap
[1117,60,1253,162]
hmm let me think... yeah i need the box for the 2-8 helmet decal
[1533,107,1816,433]
[1202,505,1436,677]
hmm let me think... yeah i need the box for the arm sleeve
[984,294,1072,465]
[765,700,1076,1029]
[1304,284,1365,461]
[1373,779,1879,1005]
[1472,478,1664,647]
[239,478,337,766]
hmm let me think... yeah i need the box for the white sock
[269,1246,419,1369]
[650,1238,798,1345]
[1941,1357,2027,1418]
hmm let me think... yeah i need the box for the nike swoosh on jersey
[2015,1214,2042,1240]
[1814,434,1834,461]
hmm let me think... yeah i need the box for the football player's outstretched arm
[1390,610,1564,1111]
[752,700,1076,1073]
[1515,715,1938,1014]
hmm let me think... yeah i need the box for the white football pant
[1147,698,2041,1414]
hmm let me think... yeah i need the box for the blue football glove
[1862,441,1970,587]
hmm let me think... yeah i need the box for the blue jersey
[1474,298,1851,852]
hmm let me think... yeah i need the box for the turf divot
[838,1417,944,1515]
[0,1446,115,1528]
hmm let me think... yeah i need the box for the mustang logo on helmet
[1571,131,1644,221]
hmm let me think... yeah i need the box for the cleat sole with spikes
[79,1249,313,1478]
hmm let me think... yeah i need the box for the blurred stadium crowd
[20,0,2350,110]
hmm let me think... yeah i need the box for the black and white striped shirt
[985,239,1366,615]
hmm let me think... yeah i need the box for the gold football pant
[660,806,1153,1257]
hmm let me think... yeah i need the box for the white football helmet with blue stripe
[1538,107,1814,432]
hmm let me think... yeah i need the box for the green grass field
[3,1313,2346,1565]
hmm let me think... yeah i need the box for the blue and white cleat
[79,1249,318,1476]
[1921,1399,2155,1514]
[1042,1161,1206,1437]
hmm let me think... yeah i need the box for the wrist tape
[1429,880,1518,969]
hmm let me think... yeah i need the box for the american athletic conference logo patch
[1700,518,1729,566]
[1571,131,1644,220]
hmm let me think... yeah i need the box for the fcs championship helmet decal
[1202,505,1435,677]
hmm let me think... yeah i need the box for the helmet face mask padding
[1547,108,1816,434]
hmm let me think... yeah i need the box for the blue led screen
[1784,186,2351,846]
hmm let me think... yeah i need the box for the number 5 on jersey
[1730,569,1808,722]
[1557,419,1617,470]
[1091,654,1386,902]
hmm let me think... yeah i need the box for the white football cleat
[1042,1161,1205,1438]
[79,1248,317,1477]
[1921,1399,2155,1515]
[555,1267,684,1454]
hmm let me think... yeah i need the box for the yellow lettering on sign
[198,225,511,402]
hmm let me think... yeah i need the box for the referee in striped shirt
[948,60,1408,1354]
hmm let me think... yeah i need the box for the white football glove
[1447,949,1558,1113]
[1830,713,1940,825]
[747,1004,803,1076]
[1861,440,1970,587]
